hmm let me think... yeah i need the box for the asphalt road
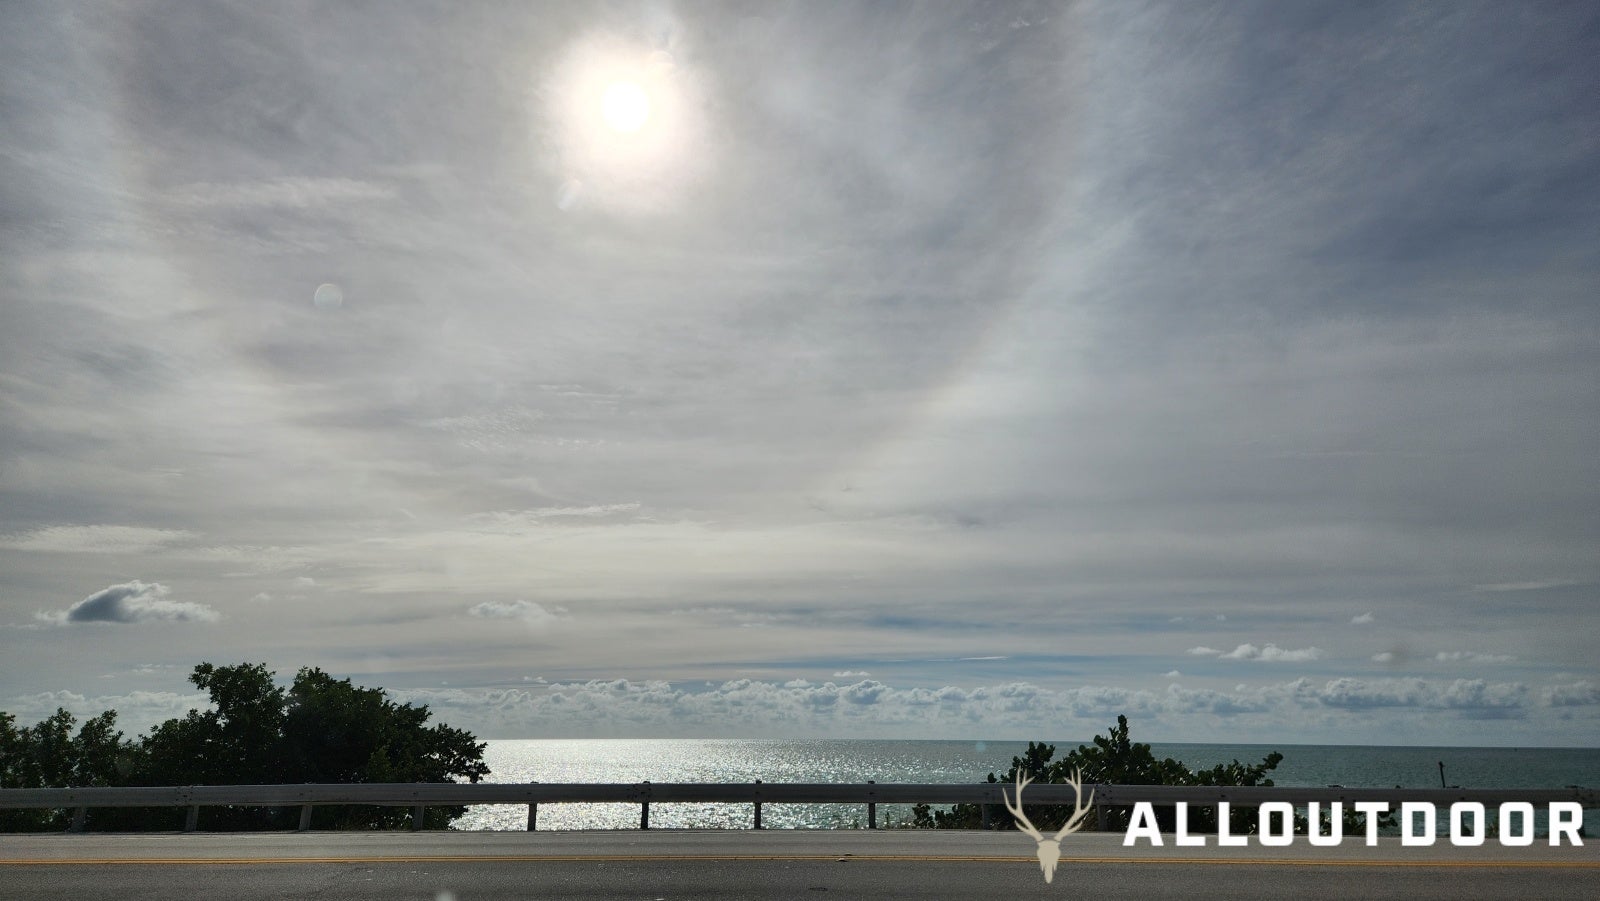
[2,831,1594,900]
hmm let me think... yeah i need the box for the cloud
[387,672,1584,739]
[37,581,219,625]
[0,525,195,555]
[166,176,395,210]
[1315,678,1531,712]
[467,600,567,626]
[3,689,209,734]
[1372,652,1395,663]
[1543,681,1599,707]
[1188,644,1323,662]
[1435,651,1516,664]
[467,505,643,531]
[1,3,1596,747]
[1472,580,1578,593]
[832,670,871,678]
[1351,612,1375,625]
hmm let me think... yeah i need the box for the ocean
[450,739,1600,833]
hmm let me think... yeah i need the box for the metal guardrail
[1,782,1594,833]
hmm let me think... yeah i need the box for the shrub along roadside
[0,662,487,832]
[911,714,1284,834]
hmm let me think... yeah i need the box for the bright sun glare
[543,32,707,214]
[601,81,650,133]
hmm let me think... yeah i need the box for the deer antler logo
[1003,768,1095,884]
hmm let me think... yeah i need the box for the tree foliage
[1,662,488,832]
[911,714,1282,833]
[0,708,128,831]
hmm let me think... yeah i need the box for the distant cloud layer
[8,673,1595,742]
[384,673,1597,740]
[1,526,195,555]
[40,581,220,625]
[1187,644,1324,662]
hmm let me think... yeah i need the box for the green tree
[911,715,1282,833]
[94,662,487,831]
[133,662,288,788]
[273,667,489,829]
[0,708,129,831]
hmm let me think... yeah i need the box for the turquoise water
[451,739,1599,832]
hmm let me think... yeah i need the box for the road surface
[2,830,1594,899]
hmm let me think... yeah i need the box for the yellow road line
[1,854,1596,869]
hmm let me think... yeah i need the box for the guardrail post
[297,805,313,831]
[640,780,650,830]
[1095,803,1106,832]
[410,805,425,831]
[867,780,876,830]
[527,782,538,832]
[753,780,762,830]
[183,805,199,832]
[69,807,87,833]
[981,802,991,829]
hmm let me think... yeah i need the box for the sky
[1,1,1597,746]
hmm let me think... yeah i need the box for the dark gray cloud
[46,581,220,625]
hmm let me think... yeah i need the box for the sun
[601,81,651,134]
[541,31,710,214]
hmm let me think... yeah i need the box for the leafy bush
[1,662,488,831]
[911,714,1281,833]
[0,708,128,831]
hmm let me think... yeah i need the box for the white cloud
[37,581,220,625]
[1472,580,1577,593]
[1371,652,1395,663]
[1189,643,1323,662]
[3,689,209,734]
[386,672,1581,739]
[467,505,643,531]
[1435,651,1516,664]
[1226,644,1322,662]
[1351,612,1375,625]
[0,525,195,555]
[467,600,567,627]
[832,670,871,677]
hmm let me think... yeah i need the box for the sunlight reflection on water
[451,738,1012,830]
[449,739,1600,832]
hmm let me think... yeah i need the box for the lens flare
[313,283,343,310]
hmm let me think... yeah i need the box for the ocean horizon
[451,739,1600,832]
